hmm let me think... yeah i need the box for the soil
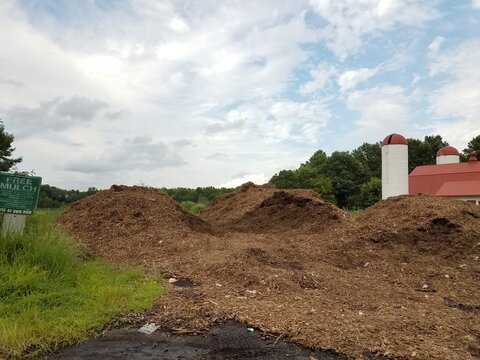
[56,184,480,360]
[49,321,350,360]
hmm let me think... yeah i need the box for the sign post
[0,172,42,235]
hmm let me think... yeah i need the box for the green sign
[0,173,42,215]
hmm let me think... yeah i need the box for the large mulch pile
[56,185,480,360]
[201,182,277,226]
[203,182,353,233]
[56,185,213,269]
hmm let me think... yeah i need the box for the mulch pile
[56,185,213,269]
[56,184,480,360]
[201,182,277,226]
[202,182,353,233]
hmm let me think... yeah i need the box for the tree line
[38,185,100,208]
[269,134,480,209]
[37,185,233,210]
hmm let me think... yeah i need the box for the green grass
[0,210,163,359]
[347,209,363,218]
[180,201,207,215]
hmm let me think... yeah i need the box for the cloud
[337,67,378,92]
[172,139,193,148]
[428,38,480,121]
[206,118,246,135]
[427,36,445,53]
[427,38,480,147]
[64,136,186,174]
[2,0,470,191]
[473,0,480,10]
[216,100,331,144]
[205,153,230,161]
[217,172,269,188]
[2,96,109,138]
[0,75,23,88]
[267,100,330,143]
[411,74,421,86]
[310,0,438,60]
[54,96,107,120]
[346,85,410,145]
[299,64,337,94]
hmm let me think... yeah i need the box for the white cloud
[169,17,190,33]
[0,75,23,88]
[217,173,269,188]
[300,64,337,94]
[2,96,110,138]
[473,0,480,10]
[310,0,438,60]
[267,100,330,143]
[337,67,378,92]
[1,0,469,190]
[346,85,410,145]
[411,74,421,86]
[64,136,186,174]
[206,99,331,145]
[427,38,480,147]
[427,36,445,52]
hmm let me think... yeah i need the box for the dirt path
[49,321,350,360]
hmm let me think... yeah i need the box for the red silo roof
[382,133,407,146]
[436,146,460,157]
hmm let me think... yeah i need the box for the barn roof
[436,181,480,196]
[409,161,480,197]
[409,161,480,176]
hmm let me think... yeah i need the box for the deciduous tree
[352,142,381,178]
[463,135,480,160]
[0,121,22,172]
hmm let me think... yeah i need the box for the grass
[181,201,207,215]
[0,210,163,359]
[347,209,363,218]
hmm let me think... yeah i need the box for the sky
[1,0,479,190]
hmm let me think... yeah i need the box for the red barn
[409,150,480,205]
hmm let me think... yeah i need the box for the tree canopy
[463,135,480,160]
[407,135,448,173]
[0,121,22,172]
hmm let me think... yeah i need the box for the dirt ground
[56,184,480,360]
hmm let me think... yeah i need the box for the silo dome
[436,146,460,164]
[382,133,408,199]
[382,133,408,146]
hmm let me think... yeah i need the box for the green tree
[310,176,335,203]
[408,135,448,172]
[269,169,299,189]
[305,150,328,171]
[0,121,22,172]
[322,151,369,209]
[296,165,316,188]
[359,177,382,208]
[463,135,480,160]
[352,142,381,178]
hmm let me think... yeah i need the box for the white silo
[436,146,460,164]
[382,133,408,199]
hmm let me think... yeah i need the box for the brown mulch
[201,182,277,226]
[55,184,480,360]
